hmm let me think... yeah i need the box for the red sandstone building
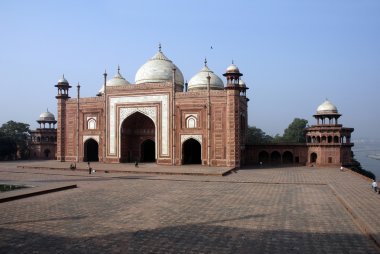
[52,46,354,168]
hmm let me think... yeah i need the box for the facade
[55,46,248,167]
[54,46,354,168]
[29,110,57,159]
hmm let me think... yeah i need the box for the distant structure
[246,99,354,167]
[29,110,57,159]
[305,100,354,166]
[51,45,354,168]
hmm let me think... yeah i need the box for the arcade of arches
[257,150,295,165]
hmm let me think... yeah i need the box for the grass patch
[0,184,28,192]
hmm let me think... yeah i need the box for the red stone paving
[0,161,379,253]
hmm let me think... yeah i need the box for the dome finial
[232,59,234,64]
[47,108,49,112]
[117,65,120,74]
[158,43,162,52]
[204,58,208,67]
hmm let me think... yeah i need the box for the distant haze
[0,1,379,139]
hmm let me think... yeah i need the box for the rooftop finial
[158,43,162,52]
[62,74,65,79]
[47,108,49,112]
[232,59,234,64]
[117,65,120,74]
[204,58,208,67]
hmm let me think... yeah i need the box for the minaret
[55,75,71,161]
[223,62,243,168]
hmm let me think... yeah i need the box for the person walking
[371,179,378,192]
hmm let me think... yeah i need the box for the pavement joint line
[328,183,380,251]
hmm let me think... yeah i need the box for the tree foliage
[280,118,308,143]
[246,126,273,144]
[0,121,31,160]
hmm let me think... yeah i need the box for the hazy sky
[0,0,379,139]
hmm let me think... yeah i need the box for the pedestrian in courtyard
[340,166,344,172]
[88,161,92,174]
[135,161,139,168]
[371,179,377,192]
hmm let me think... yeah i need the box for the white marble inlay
[181,134,202,144]
[83,135,99,143]
[109,94,169,156]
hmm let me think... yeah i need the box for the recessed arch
[310,152,317,163]
[271,151,281,164]
[283,151,293,164]
[258,151,269,164]
[84,138,99,162]
[140,139,155,162]
[120,112,155,163]
[182,138,201,164]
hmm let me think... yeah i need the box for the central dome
[188,61,224,91]
[135,46,184,86]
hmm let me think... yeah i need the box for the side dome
[98,67,130,94]
[226,63,240,74]
[58,75,68,84]
[188,61,224,91]
[316,99,338,114]
[135,46,184,86]
[39,110,55,121]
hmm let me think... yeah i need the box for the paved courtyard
[0,161,379,253]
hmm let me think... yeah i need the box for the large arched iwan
[120,112,155,163]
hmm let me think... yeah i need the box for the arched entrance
[182,138,201,164]
[283,151,293,164]
[271,151,281,164]
[258,151,269,164]
[310,152,317,163]
[141,139,155,162]
[44,149,51,158]
[84,139,99,162]
[120,112,155,163]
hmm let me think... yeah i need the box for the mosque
[30,46,354,168]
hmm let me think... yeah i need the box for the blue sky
[0,0,379,139]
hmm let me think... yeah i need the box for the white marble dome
[98,67,130,94]
[238,79,246,87]
[58,75,68,84]
[188,62,224,91]
[316,100,338,114]
[226,63,240,73]
[135,47,184,86]
[39,111,55,121]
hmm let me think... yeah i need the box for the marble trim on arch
[83,135,99,143]
[181,134,202,145]
[109,94,169,156]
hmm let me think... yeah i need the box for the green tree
[246,126,273,144]
[0,121,31,160]
[281,118,308,143]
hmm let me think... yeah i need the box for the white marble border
[181,134,202,144]
[109,94,169,156]
[83,135,99,143]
